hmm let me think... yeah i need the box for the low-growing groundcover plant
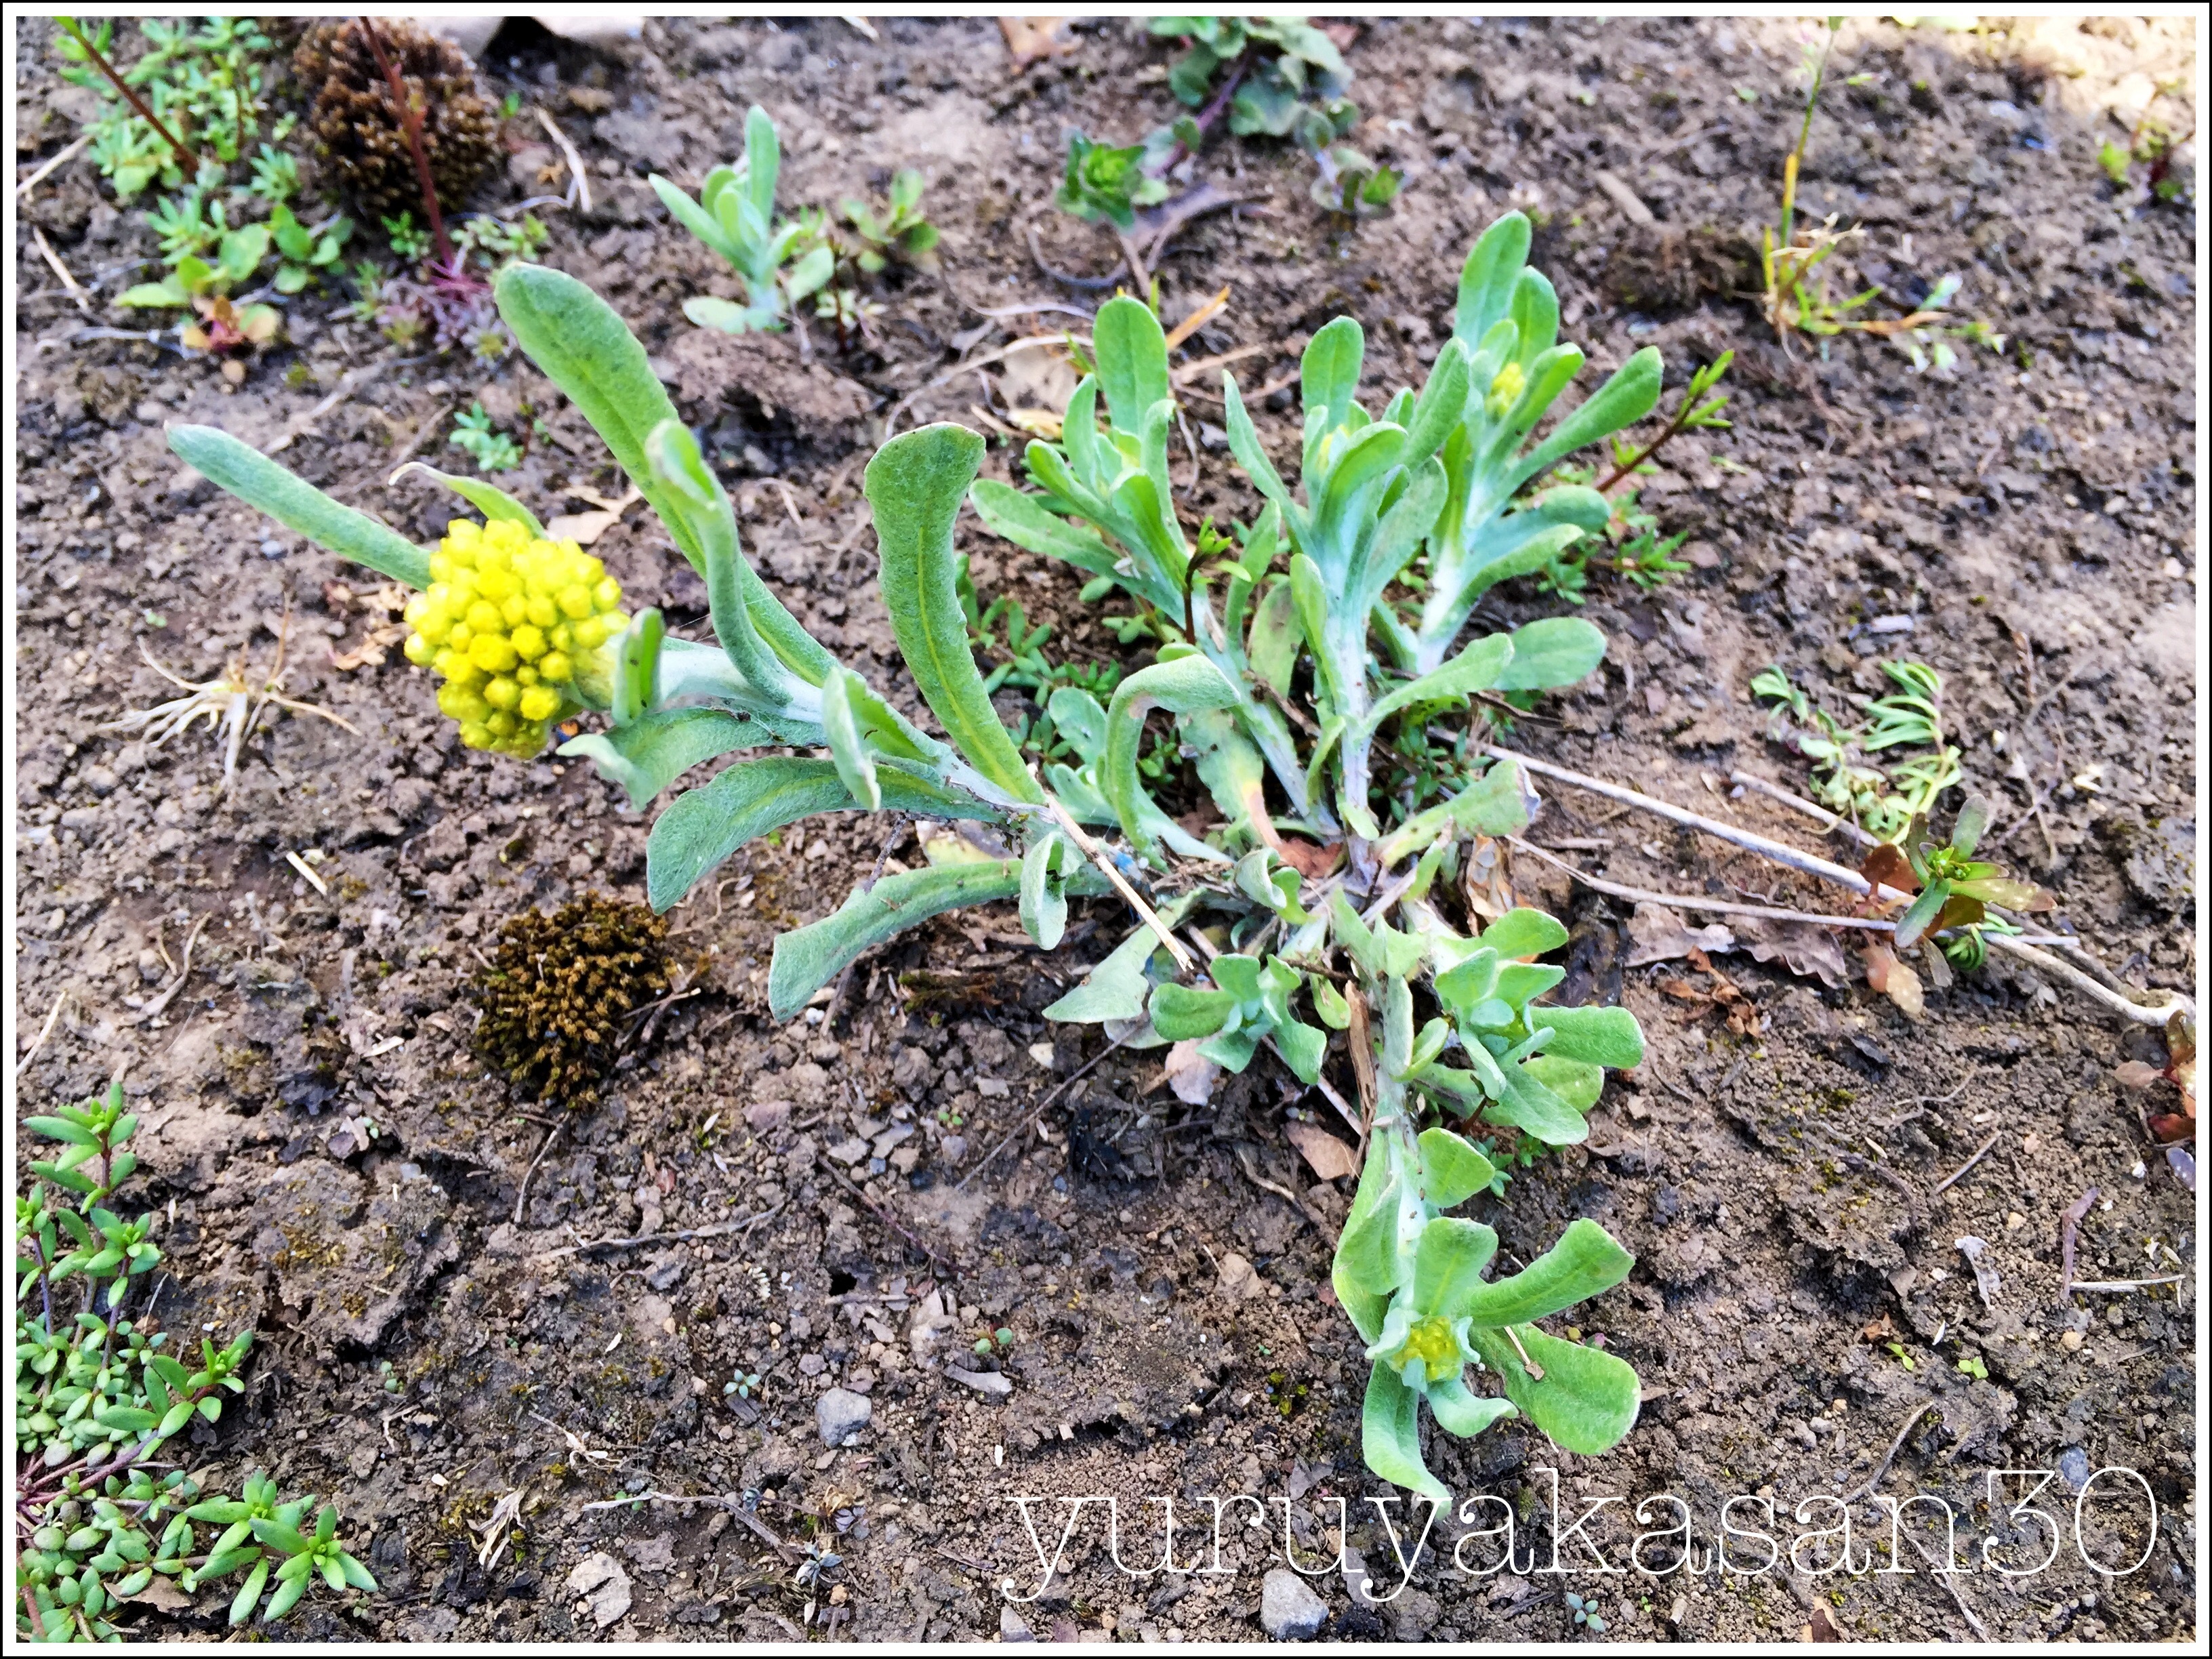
[14,1087,373,1640]
[165,220,1654,1502]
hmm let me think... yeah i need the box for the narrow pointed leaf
[386,462,546,535]
[558,708,757,810]
[769,859,1103,1020]
[168,426,430,589]
[645,756,986,912]
[496,264,830,681]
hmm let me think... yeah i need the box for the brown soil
[12,14,2196,1645]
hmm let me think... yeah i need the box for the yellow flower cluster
[1483,360,1526,420]
[402,518,626,756]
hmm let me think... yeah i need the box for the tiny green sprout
[1566,1590,1607,1633]
[247,143,298,205]
[840,169,939,273]
[1876,795,2055,953]
[383,211,432,262]
[1956,1354,1989,1381]
[973,1337,994,1357]
[448,405,522,474]
[995,1326,1015,1348]
[267,203,352,295]
[1885,1340,1916,1371]
[725,1370,764,1399]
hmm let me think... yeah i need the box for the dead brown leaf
[1862,942,1925,1020]
[1275,837,1343,880]
[1162,1040,1218,1107]
[998,16,1077,70]
[1462,835,1515,923]
[1735,915,1850,989]
[1284,1120,1359,1183]
[1860,842,1917,897]
[329,581,411,671]
[1625,901,1735,966]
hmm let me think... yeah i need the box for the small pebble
[2005,1211,2026,1229]
[2061,1330,2085,1351]
[2022,1133,2041,1155]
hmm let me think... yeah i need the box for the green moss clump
[472,893,670,1106]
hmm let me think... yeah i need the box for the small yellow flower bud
[469,633,519,674]
[518,685,563,722]
[1486,360,1526,419]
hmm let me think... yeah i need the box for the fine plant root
[103,624,359,791]
[1492,744,2193,1028]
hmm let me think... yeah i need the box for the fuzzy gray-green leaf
[168,426,430,589]
[869,425,1042,803]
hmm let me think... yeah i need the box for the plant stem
[1155,51,1251,177]
[1491,744,2194,1029]
[357,16,455,269]
[55,18,203,176]
[1596,399,1698,493]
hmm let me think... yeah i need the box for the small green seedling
[1865,796,2053,954]
[15,1084,371,1641]
[267,203,352,294]
[840,170,939,274]
[1753,660,1962,843]
[1054,131,1169,231]
[448,404,522,473]
[653,105,834,334]
[724,1370,764,1400]
[1566,1591,1608,1633]
[383,211,432,262]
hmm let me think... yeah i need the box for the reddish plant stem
[1597,402,1699,493]
[1155,49,1250,177]
[56,18,202,175]
[357,16,455,269]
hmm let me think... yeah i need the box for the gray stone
[1000,1606,1034,1641]
[1387,1585,1441,1640]
[1260,1568,1328,1641]
[2057,1446,2092,1493]
[944,1364,1013,1399]
[816,1387,872,1447]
